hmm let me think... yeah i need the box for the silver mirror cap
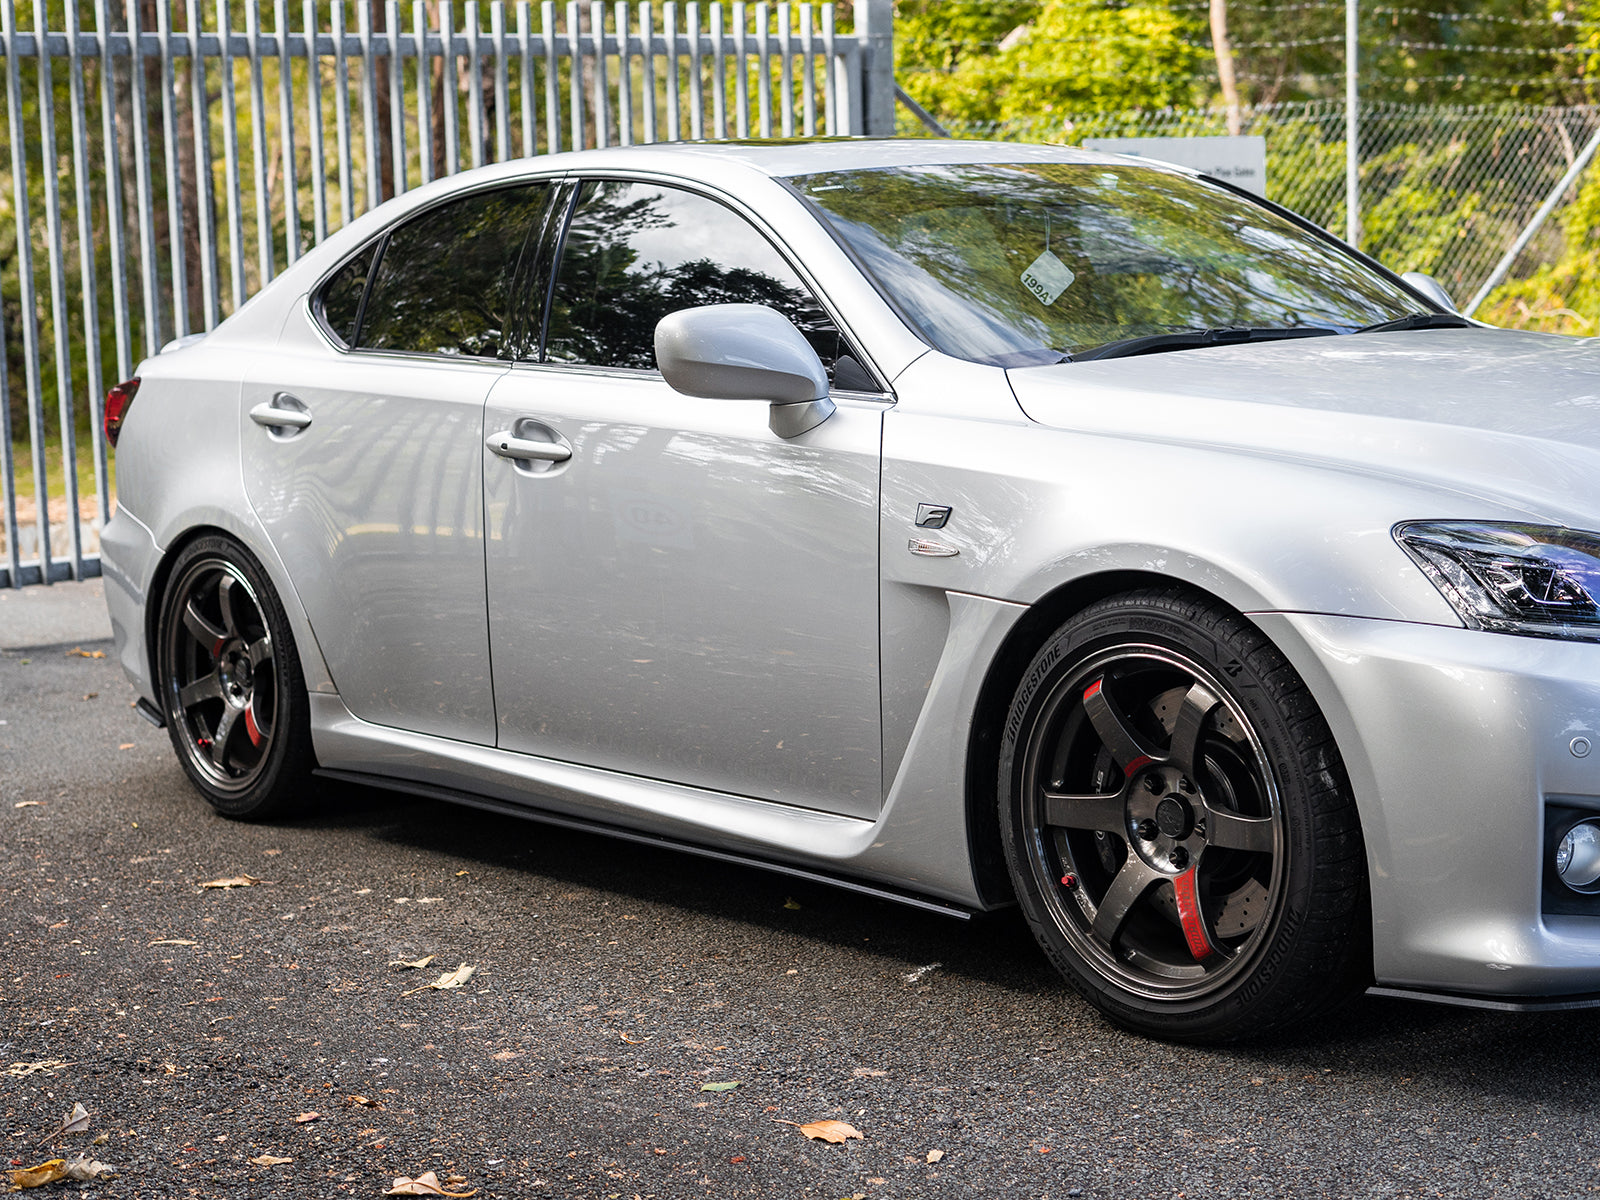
[1401,271,1458,313]
[655,303,830,406]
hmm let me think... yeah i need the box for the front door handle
[486,429,572,464]
[249,393,312,433]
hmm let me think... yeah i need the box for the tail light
[104,377,140,447]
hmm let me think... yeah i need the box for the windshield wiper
[1354,311,1474,334]
[1071,325,1339,363]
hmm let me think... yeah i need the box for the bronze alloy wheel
[999,588,1369,1042]
[157,536,314,818]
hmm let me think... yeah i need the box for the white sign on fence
[1082,135,1268,198]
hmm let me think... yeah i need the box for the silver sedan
[100,138,1600,1041]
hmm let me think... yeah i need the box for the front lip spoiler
[1368,985,1600,1012]
[314,767,987,921]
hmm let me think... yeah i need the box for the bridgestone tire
[156,535,316,820]
[998,587,1369,1042]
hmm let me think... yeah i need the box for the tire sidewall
[157,534,311,819]
[999,594,1337,1041]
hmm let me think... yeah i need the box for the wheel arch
[144,519,335,705]
[960,568,1371,922]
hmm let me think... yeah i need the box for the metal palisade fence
[947,101,1600,319]
[0,0,877,588]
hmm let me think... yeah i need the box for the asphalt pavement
[3,581,1600,1198]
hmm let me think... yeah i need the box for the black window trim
[527,170,893,397]
[307,177,561,362]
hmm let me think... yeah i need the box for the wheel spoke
[178,674,225,711]
[1090,857,1163,944]
[1205,807,1275,854]
[1173,866,1219,960]
[245,635,273,669]
[211,706,242,772]
[245,696,270,747]
[216,573,242,640]
[1082,676,1162,775]
[1043,789,1126,834]
[1167,680,1221,777]
[182,597,226,651]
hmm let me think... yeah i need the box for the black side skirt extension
[313,767,984,921]
[1367,985,1600,1012]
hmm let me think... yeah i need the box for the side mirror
[1401,271,1458,313]
[654,303,835,438]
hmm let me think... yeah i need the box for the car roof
[511,136,1177,180]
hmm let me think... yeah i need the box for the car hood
[1008,327,1600,524]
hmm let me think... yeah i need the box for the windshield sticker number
[1022,250,1076,306]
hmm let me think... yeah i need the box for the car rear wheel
[156,535,315,819]
[998,587,1368,1042]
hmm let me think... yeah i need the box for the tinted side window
[317,244,376,347]
[545,181,846,374]
[358,184,548,358]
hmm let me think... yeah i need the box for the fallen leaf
[64,1155,117,1182]
[783,897,802,910]
[294,1112,320,1124]
[118,743,135,750]
[249,1154,293,1167]
[454,870,469,877]
[851,1068,888,1078]
[345,1095,382,1109]
[13,801,44,808]
[490,1050,521,1062]
[149,938,199,946]
[701,1081,741,1092]
[66,646,105,658]
[619,1032,650,1044]
[401,963,476,996]
[37,1101,90,1145]
[926,1148,945,1163]
[5,1060,69,1078]
[776,1118,863,1144]
[6,1159,68,1189]
[383,1170,479,1197]
[389,955,436,970]
[199,874,268,889]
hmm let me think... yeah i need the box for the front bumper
[1258,612,1600,999]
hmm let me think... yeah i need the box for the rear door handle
[249,393,312,432]
[486,429,571,464]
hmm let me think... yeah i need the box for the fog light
[1556,820,1600,890]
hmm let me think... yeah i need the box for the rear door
[483,178,887,817]
[242,183,553,745]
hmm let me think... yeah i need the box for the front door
[484,179,885,817]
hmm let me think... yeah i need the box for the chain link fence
[934,101,1600,309]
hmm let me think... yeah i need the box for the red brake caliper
[244,704,263,748]
[1172,866,1218,961]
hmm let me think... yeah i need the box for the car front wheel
[998,587,1368,1042]
[156,535,315,819]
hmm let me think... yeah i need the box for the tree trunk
[176,7,203,327]
[371,0,395,202]
[431,2,448,178]
[1210,0,1243,137]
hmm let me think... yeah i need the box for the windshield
[788,162,1424,367]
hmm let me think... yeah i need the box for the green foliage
[897,0,1204,127]
[1479,162,1600,334]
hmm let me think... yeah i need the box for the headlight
[1395,521,1600,641]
